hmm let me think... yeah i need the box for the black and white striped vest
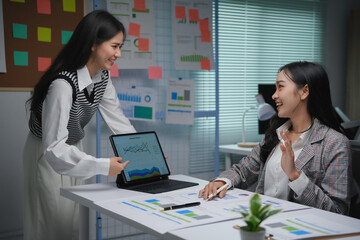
[29,70,109,145]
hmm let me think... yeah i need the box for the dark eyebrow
[275,80,286,85]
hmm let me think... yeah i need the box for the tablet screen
[110,132,170,183]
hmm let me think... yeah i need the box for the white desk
[61,174,360,240]
[60,175,208,239]
[219,144,253,169]
[166,208,360,240]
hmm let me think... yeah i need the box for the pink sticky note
[37,0,51,14]
[38,57,51,72]
[128,22,141,37]
[200,58,211,70]
[201,30,211,42]
[175,6,186,19]
[189,9,199,22]
[138,38,149,51]
[134,0,146,11]
[110,64,119,77]
[148,66,162,79]
[199,19,209,32]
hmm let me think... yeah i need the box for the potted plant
[233,193,282,240]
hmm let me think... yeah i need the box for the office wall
[0,0,359,238]
[325,0,360,111]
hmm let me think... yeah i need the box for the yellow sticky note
[38,27,51,42]
[63,0,76,12]
[10,0,25,3]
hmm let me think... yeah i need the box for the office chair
[342,120,360,141]
[350,140,360,219]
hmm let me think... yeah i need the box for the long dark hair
[26,10,126,120]
[260,61,343,162]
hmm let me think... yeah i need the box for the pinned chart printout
[166,78,194,125]
[117,86,155,121]
[95,188,310,235]
[107,0,156,69]
[172,0,214,70]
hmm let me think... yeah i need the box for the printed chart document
[107,0,156,69]
[117,86,155,121]
[264,213,360,239]
[172,0,214,70]
[166,78,194,125]
[95,188,309,235]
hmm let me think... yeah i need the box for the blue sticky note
[13,23,27,39]
[61,30,73,44]
[14,51,28,66]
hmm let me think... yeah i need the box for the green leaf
[249,193,262,216]
[232,193,282,232]
[245,215,261,231]
[267,209,282,219]
[257,204,272,220]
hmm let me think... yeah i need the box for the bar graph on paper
[118,87,155,121]
[95,188,324,235]
[264,214,360,240]
[166,78,194,125]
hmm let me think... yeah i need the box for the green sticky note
[63,0,76,12]
[37,27,51,42]
[13,23,27,39]
[61,30,73,44]
[10,0,25,3]
[14,51,28,66]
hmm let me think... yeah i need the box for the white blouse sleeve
[42,79,110,179]
[98,77,136,134]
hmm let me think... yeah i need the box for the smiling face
[272,70,309,119]
[87,31,124,75]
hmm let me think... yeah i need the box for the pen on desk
[159,201,200,211]
[206,184,229,200]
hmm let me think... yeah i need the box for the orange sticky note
[199,19,209,32]
[189,9,199,22]
[110,64,119,77]
[201,30,211,42]
[38,57,51,72]
[128,22,141,37]
[148,66,162,79]
[200,58,211,70]
[37,0,51,14]
[175,6,186,19]
[138,38,149,51]
[134,0,146,11]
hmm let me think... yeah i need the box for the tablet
[109,131,171,185]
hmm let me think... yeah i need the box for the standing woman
[23,10,135,239]
[199,61,351,215]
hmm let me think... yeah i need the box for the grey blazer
[218,119,351,215]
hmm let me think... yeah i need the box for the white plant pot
[239,226,266,240]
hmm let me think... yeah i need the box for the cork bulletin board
[0,0,84,91]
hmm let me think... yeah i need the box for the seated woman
[199,61,351,215]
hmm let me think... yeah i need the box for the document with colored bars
[118,86,155,121]
[107,0,156,69]
[93,187,360,238]
[166,78,194,125]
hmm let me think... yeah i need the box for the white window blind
[216,0,325,145]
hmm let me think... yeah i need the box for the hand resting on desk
[198,180,227,200]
